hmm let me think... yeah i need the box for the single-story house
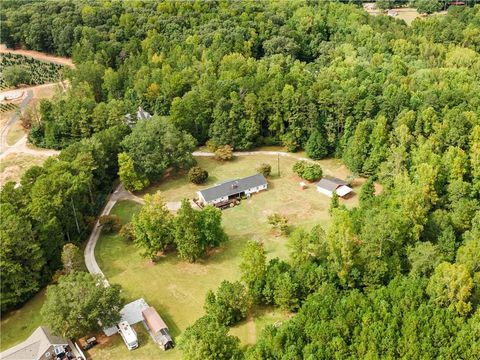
[142,307,174,351]
[197,173,268,205]
[0,326,83,360]
[316,177,353,198]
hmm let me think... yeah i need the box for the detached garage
[316,177,352,198]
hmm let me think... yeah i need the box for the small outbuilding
[316,177,353,198]
[142,307,174,351]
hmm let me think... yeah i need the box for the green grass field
[90,154,360,359]
[0,290,45,351]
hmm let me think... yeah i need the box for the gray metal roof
[199,174,267,202]
[316,177,348,192]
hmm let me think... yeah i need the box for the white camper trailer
[118,321,138,350]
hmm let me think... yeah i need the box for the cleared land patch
[92,154,360,358]
[0,153,50,185]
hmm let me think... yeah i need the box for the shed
[142,307,174,351]
[316,177,353,198]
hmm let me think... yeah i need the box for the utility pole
[277,153,280,177]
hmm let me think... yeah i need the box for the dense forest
[1,0,479,358]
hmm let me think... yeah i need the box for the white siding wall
[209,196,228,204]
[317,186,333,198]
[245,183,267,195]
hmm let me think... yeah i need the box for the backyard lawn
[92,154,361,359]
[0,290,45,351]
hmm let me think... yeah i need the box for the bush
[292,161,322,182]
[267,213,289,235]
[214,145,233,161]
[256,163,272,177]
[188,166,209,184]
[119,223,135,242]
[3,65,30,86]
[99,215,121,233]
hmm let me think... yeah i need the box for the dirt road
[0,44,75,68]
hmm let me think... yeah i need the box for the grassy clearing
[0,290,46,351]
[0,153,49,186]
[93,154,359,359]
[0,109,17,128]
[6,121,25,145]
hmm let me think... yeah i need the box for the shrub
[119,223,135,242]
[99,215,121,233]
[267,213,289,235]
[214,145,233,161]
[188,166,209,184]
[256,163,272,177]
[3,65,30,86]
[292,161,322,182]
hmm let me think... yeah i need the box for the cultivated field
[90,154,361,359]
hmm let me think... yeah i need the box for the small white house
[316,177,353,198]
[197,173,268,206]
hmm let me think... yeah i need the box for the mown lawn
[0,290,45,351]
[92,154,360,359]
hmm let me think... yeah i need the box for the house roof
[316,177,348,192]
[136,107,152,120]
[198,174,267,202]
[142,307,168,333]
[0,327,67,360]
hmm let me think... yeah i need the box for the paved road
[0,90,32,153]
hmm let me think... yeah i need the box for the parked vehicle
[118,321,138,350]
[82,337,97,351]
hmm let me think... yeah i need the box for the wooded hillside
[1,1,479,357]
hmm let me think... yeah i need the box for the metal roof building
[197,174,268,205]
[142,307,174,351]
[316,177,352,198]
